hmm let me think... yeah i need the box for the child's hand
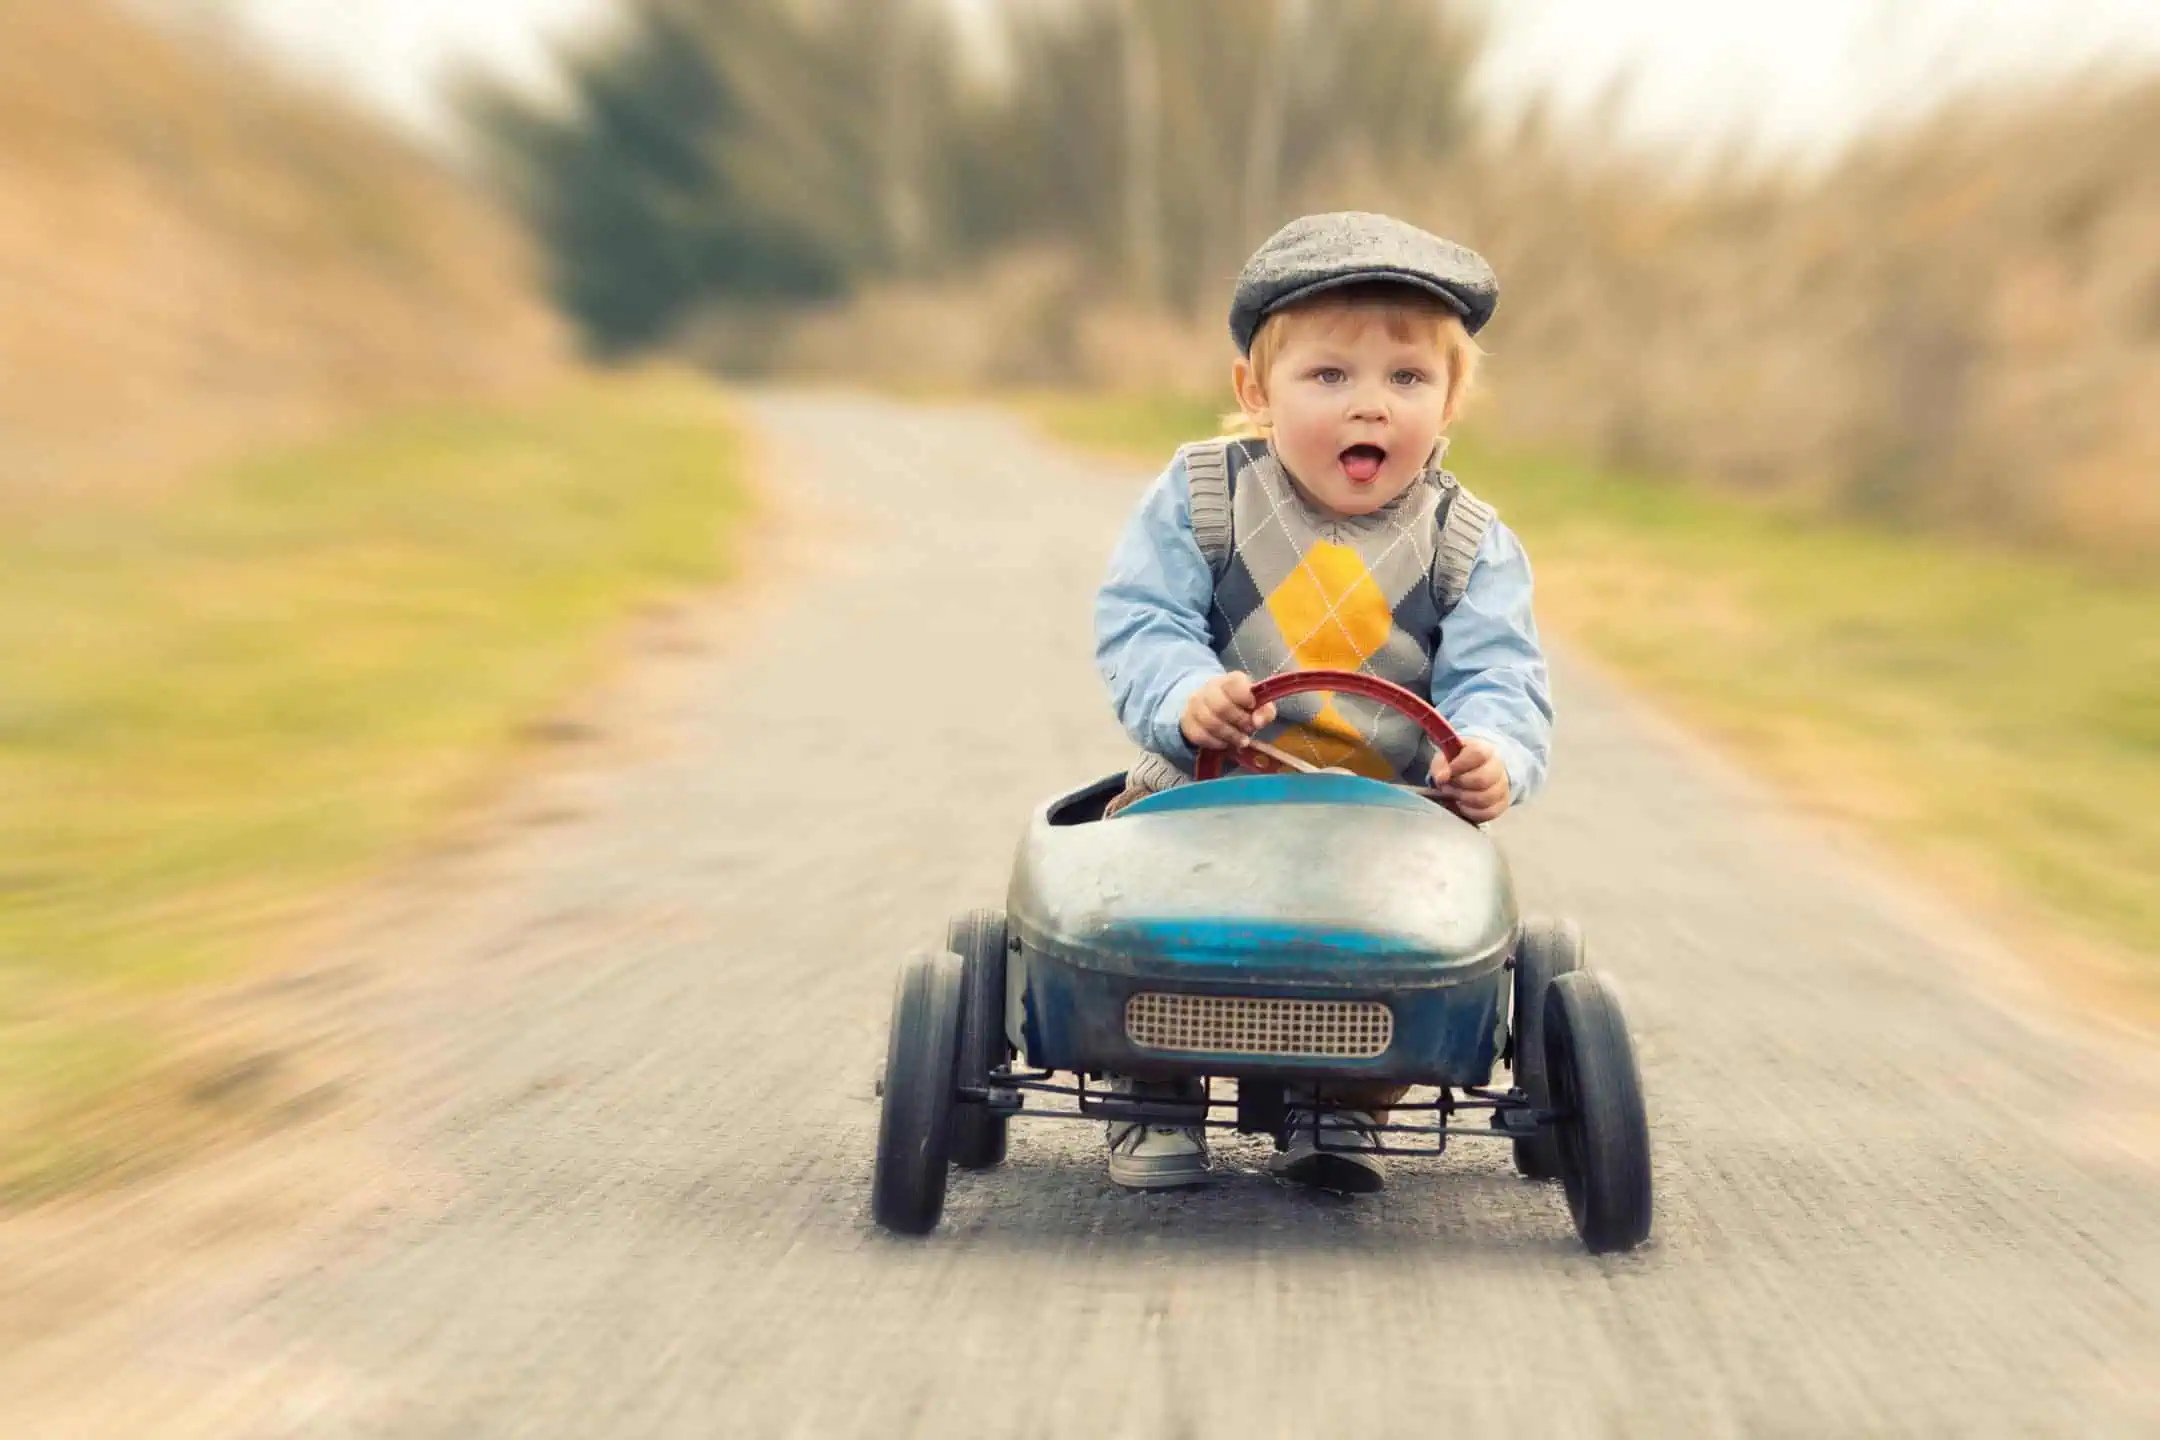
[1180,672,1278,750]
[1430,738,1511,823]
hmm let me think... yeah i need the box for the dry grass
[0,1,568,498]
[679,248,1228,397]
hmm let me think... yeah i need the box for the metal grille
[1124,993,1393,1059]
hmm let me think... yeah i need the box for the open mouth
[1339,444,1387,483]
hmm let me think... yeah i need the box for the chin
[1330,493,1386,516]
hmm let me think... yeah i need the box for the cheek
[1417,375,1457,426]
[1272,395,1338,454]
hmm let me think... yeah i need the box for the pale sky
[213,0,2160,161]
[1477,0,2160,164]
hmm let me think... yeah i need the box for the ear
[1232,357,1271,429]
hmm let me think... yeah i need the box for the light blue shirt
[1095,453,1554,804]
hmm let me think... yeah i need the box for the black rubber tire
[1542,970,1654,1254]
[871,949,964,1235]
[947,909,1011,1171]
[1510,917,1584,1180]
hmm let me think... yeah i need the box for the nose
[1347,383,1388,423]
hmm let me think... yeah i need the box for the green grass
[1020,391,1233,467]
[0,374,752,1196]
[1025,392,2160,992]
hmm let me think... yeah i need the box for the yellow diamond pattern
[1264,542,1393,669]
[1274,699,1397,779]
[1261,541,1397,779]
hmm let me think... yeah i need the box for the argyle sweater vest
[1127,438,1491,796]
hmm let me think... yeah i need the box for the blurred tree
[1117,0,1165,307]
[1048,0,1482,312]
[465,0,1482,350]
[462,4,816,352]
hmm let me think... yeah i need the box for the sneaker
[1269,1105,1386,1193]
[1103,1078,1211,1190]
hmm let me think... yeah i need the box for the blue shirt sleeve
[1094,454,1223,765]
[1432,519,1555,805]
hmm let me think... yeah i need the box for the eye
[1392,369,1428,386]
[1312,366,1347,384]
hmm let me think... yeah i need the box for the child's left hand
[1429,739,1512,823]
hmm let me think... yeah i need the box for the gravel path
[5,392,2155,1437]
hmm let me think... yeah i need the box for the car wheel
[1510,917,1583,1180]
[947,909,1011,1171]
[1543,970,1654,1254]
[872,949,964,1235]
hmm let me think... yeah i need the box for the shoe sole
[1269,1152,1386,1195]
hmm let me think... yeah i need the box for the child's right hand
[1180,671,1278,750]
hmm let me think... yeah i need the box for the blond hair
[1220,284,1482,439]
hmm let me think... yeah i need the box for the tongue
[1341,449,1383,483]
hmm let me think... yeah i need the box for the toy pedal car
[872,669,1653,1254]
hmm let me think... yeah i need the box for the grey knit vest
[1126,436,1496,796]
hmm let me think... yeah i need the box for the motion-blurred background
[1,0,2155,1196]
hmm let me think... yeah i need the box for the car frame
[872,669,1653,1254]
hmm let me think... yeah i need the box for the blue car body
[1004,771,1520,1087]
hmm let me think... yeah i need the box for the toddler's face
[1234,304,1454,518]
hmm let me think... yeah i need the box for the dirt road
[5,393,2156,1436]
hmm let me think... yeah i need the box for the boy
[1093,212,1554,1194]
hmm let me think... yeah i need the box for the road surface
[5,392,2156,1436]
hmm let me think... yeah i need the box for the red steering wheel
[1192,668,1466,781]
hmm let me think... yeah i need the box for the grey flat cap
[1229,212,1498,352]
